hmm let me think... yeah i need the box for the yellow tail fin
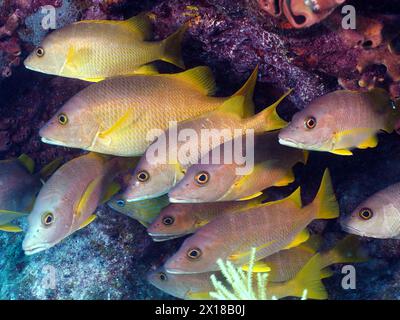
[288,254,328,300]
[162,23,188,69]
[313,169,339,220]
[256,89,291,131]
[320,235,369,268]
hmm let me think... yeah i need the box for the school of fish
[5,11,400,299]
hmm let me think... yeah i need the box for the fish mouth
[340,224,366,237]
[23,243,52,255]
[125,189,168,203]
[41,137,70,148]
[279,137,307,149]
[148,232,184,242]
[169,196,200,204]
[165,267,199,275]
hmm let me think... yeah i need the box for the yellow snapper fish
[149,254,328,300]
[147,194,268,241]
[108,194,169,227]
[39,66,257,156]
[0,154,61,232]
[243,235,368,282]
[169,131,306,203]
[24,13,186,82]
[123,86,290,202]
[164,169,339,274]
[341,182,400,239]
[22,153,131,255]
[279,88,400,156]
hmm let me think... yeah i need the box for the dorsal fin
[122,13,153,40]
[74,13,153,40]
[169,66,216,96]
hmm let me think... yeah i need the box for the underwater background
[0,0,400,299]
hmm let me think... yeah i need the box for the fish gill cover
[0,0,399,300]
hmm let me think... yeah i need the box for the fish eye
[194,171,209,185]
[35,47,45,57]
[162,216,175,226]
[58,113,68,125]
[359,208,373,220]
[41,212,54,226]
[159,272,168,281]
[116,199,125,207]
[187,247,202,260]
[137,170,150,182]
[304,116,317,129]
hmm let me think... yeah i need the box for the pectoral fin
[0,224,23,232]
[99,109,135,139]
[76,177,102,219]
[283,229,310,250]
[228,240,276,262]
[238,192,263,201]
[65,47,92,75]
[194,219,209,229]
[78,215,97,230]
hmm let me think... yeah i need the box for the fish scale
[169,131,306,203]
[40,72,226,156]
[22,153,132,255]
[164,169,339,274]
[279,89,399,155]
[24,14,186,81]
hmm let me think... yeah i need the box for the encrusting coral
[209,248,309,300]
[258,0,346,28]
